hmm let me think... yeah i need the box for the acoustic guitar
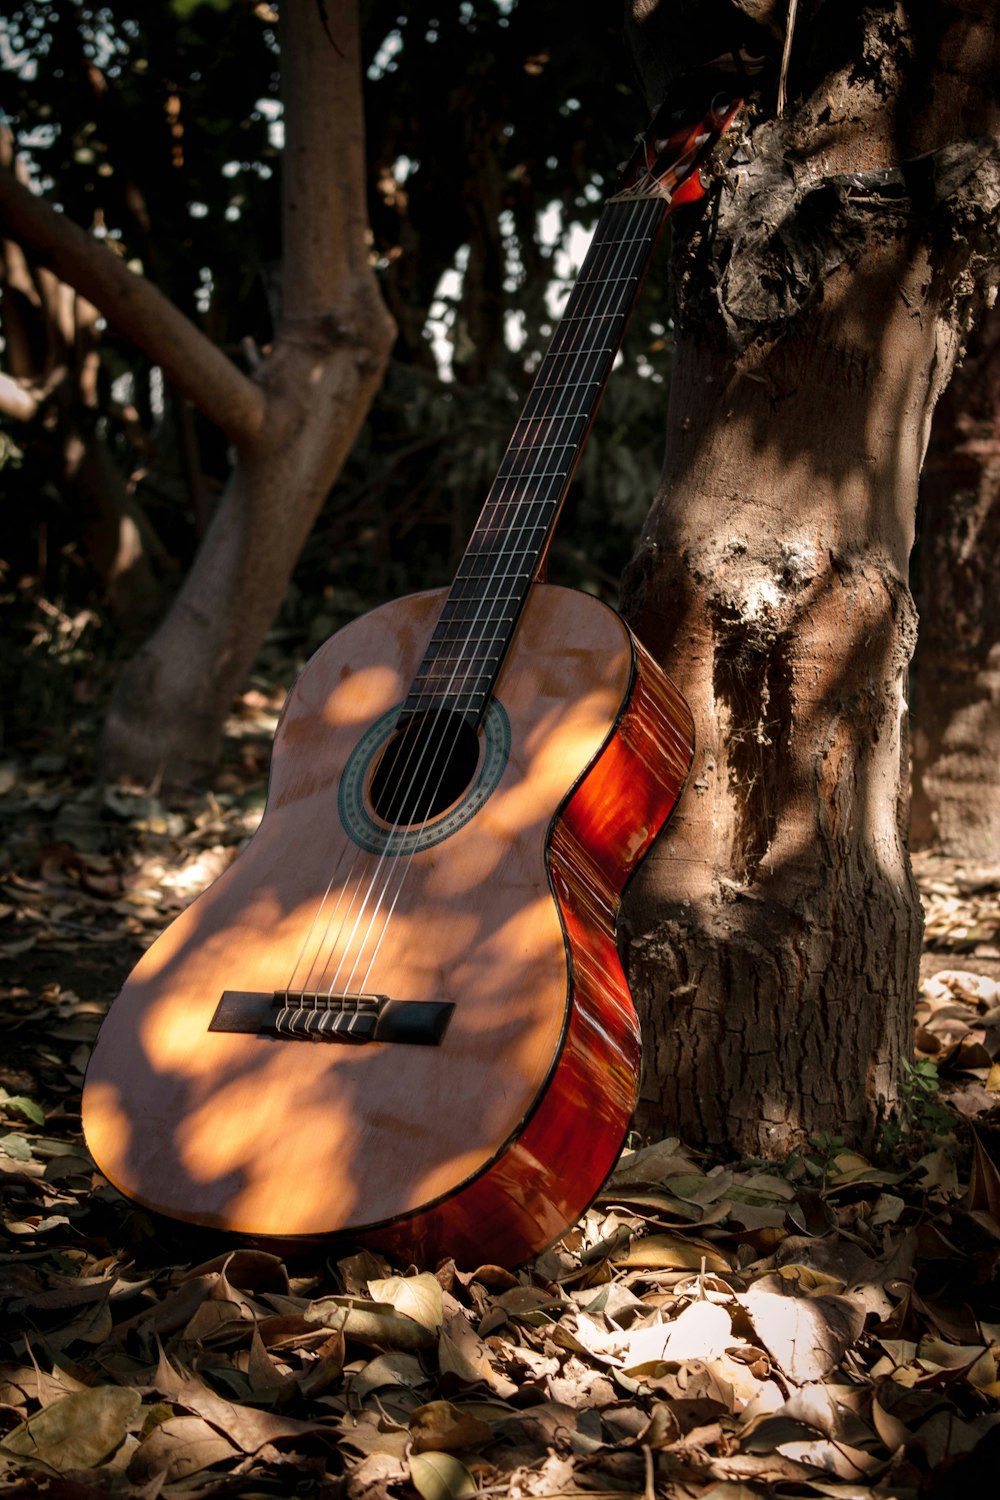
[84,98,739,1268]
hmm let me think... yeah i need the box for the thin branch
[0,168,267,448]
[777,0,798,117]
[0,370,42,420]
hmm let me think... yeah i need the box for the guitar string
[278,213,631,1005]
[313,198,665,1005]
[280,114,724,1009]
[317,196,668,1004]
[280,113,716,1004]
[293,201,653,1005]
[286,198,661,1007]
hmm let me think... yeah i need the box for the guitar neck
[402,97,741,726]
[403,194,667,724]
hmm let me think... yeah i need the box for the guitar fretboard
[403,194,667,723]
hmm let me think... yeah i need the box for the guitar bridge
[209,990,454,1046]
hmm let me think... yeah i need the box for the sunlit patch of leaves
[915,851,1000,960]
[2,767,1000,1495]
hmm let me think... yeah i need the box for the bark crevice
[709,590,794,881]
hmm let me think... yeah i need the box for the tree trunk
[620,0,1000,1154]
[911,308,1000,859]
[100,0,394,785]
[0,2,395,785]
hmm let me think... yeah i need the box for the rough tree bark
[0,0,395,785]
[620,0,1000,1154]
[911,306,1000,859]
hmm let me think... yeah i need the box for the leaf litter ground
[2,710,1000,1499]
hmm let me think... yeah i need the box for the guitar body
[84,584,693,1266]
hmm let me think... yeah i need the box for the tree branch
[0,370,42,421]
[0,169,267,448]
[280,0,372,322]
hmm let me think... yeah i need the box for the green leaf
[0,1133,32,1162]
[410,1451,478,1500]
[1,1095,45,1125]
[171,0,231,17]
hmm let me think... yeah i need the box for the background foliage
[0,0,675,759]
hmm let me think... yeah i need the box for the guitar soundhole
[368,711,481,827]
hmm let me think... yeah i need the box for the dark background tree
[2,0,397,784]
[0,0,666,773]
[911,304,1000,860]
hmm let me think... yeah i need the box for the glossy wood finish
[368,624,694,1267]
[83,585,693,1264]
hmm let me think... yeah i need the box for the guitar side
[83,584,693,1266]
[369,610,695,1267]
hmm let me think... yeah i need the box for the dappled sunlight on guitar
[83,99,739,1266]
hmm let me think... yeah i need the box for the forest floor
[2,683,1000,1499]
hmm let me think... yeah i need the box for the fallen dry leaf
[409,1399,493,1454]
[127,1413,240,1484]
[0,1385,141,1471]
[3,722,1000,1500]
[409,1449,478,1500]
[738,1282,865,1385]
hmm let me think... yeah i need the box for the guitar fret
[416,659,499,675]
[494,470,569,489]
[525,386,600,408]
[548,339,617,358]
[440,589,521,607]
[500,440,578,461]
[462,532,542,551]
[539,357,614,381]
[408,676,495,690]
[404,698,484,711]
[508,428,587,442]
[571,272,646,287]
[407,683,493,695]
[447,567,529,583]
[494,473,570,491]
[553,310,627,324]
[527,377,602,389]
[465,515,551,532]
[430,631,515,651]
[451,577,536,598]
[432,630,518,650]
[439,600,517,621]
[486,484,566,504]
[416,665,499,677]
[430,620,515,644]
[459,545,541,564]
[475,506,554,528]
[510,418,589,441]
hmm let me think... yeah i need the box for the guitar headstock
[611,96,742,207]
